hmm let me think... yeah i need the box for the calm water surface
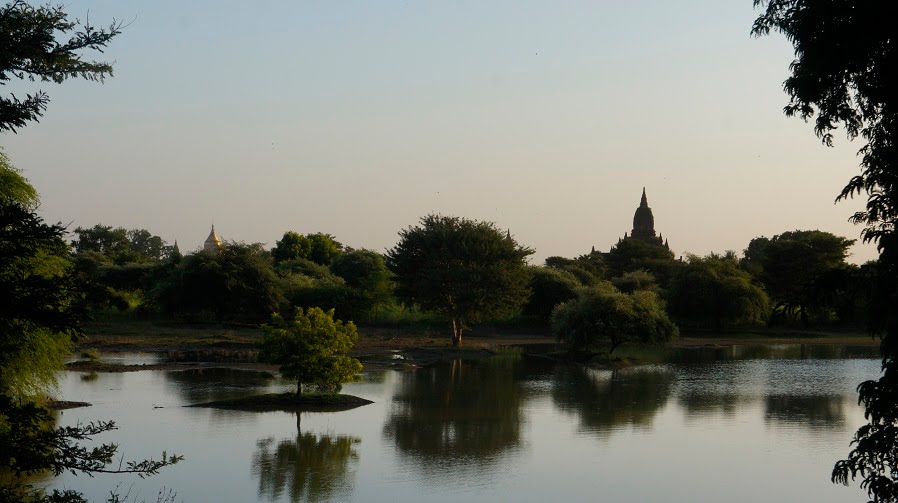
[48,346,880,502]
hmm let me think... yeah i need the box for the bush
[551,282,678,353]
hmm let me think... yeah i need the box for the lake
[47,345,880,502]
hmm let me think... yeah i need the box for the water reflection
[764,395,846,429]
[551,366,673,435]
[382,356,525,466]
[617,344,878,364]
[252,427,360,503]
[163,368,277,404]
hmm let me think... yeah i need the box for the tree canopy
[667,254,770,330]
[522,266,581,320]
[0,1,122,132]
[387,214,532,346]
[272,231,343,266]
[605,239,676,286]
[72,224,171,264]
[742,230,854,303]
[551,282,678,353]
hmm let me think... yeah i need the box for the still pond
[49,345,880,502]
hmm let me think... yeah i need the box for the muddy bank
[185,392,373,412]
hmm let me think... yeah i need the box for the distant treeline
[70,223,871,332]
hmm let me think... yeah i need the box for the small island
[186,392,372,413]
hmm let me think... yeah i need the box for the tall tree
[742,230,854,304]
[753,2,898,500]
[0,1,122,132]
[387,214,532,347]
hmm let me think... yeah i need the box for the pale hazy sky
[2,0,879,264]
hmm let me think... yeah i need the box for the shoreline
[62,321,881,375]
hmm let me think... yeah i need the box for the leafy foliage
[522,266,580,320]
[0,200,81,397]
[667,254,770,330]
[605,238,676,286]
[551,282,678,353]
[0,1,122,132]
[272,232,343,266]
[257,308,363,395]
[387,214,532,346]
[753,2,898,499]
[330,249,395,320]
[611,270,659,295]
[742,230,854,303]
[72,225,171,264]
[0,149,38,209]
[152,243,284,324]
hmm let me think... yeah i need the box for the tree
[544,251,606,286]
[752,2,898,500]
[152,242,284,324]
[0,201,180,502]
[72,224,171,264]
[742,230,854,304]
[0,1,122,132]
[330,249,395,320]
[0,199,81,397]
[522,266,580,320]
[272,231,343,266]
[667,254,770,330]
[611,270,659,295]
[551,282,678,353]
[0,148,38,209]
[257,308,363,396]
[605,238,676,286]
[387,214,533,347]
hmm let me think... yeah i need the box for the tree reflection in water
[382,355,525,468]
[764,394,846,430]
[252,420,360,503]
[552,365,673,435]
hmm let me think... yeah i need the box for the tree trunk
[296,381,303,397]
[451,319,463,347]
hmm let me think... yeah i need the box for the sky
[2,0,879,264]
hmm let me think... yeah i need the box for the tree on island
[258,308,363,397]
[387,214,532,347]
[752,2,898,500]
[0,1,122,132]
[667,253,770,330]
[551,282,678,354]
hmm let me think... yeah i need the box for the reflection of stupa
[204,225,222,253]
[616,188,669,249]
